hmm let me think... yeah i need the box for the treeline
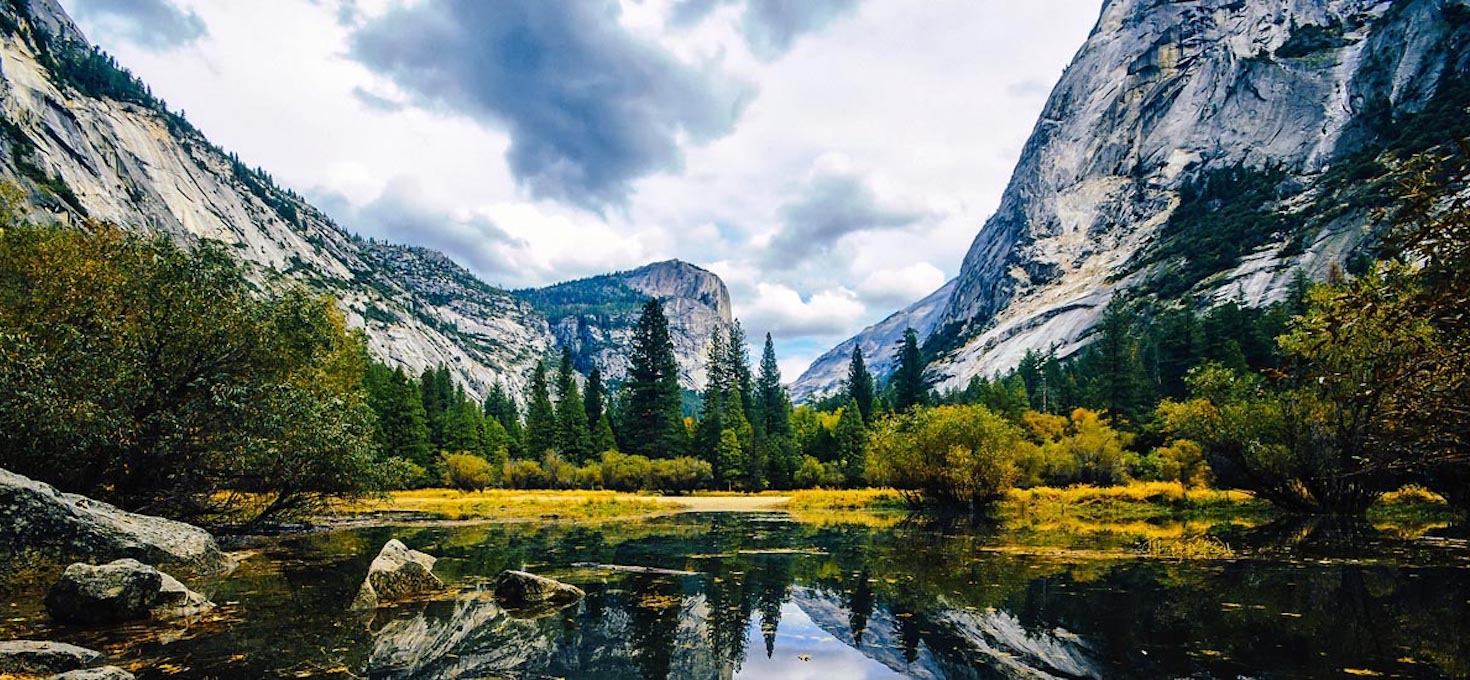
[859,157,1469,516]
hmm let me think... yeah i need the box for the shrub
[866,405,1023,512]
[650,456,713,492]
[502,459,547,489]
[443,453,494,492]
[793,455,844,489]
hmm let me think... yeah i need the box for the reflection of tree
[705,557,752,673]
[627,573,682,680]
[847,570,874,646]
[752,556,793,659]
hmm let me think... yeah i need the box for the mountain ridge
[0,0,731,398]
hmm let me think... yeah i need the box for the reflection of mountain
[791,586,1101,679]
[366,586,725,680]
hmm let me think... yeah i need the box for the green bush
[867,405,1023,511]
[443,453,494,492]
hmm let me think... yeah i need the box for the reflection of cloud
[735,601,919,679]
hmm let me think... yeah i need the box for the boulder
[45,559,213,624]
[0,468,235,575]
[491,570,584,613]
[350,540,444,610]
[49,667,136,680]
[0,640,104,676]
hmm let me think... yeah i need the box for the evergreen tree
[524,360,558,458]
[584,367,606,433]
[1088,297,1150,420]
[846,346,876,424]
[623,299,687,458]
[364,363,432,472]
[726,320,754,420]
[592,411,618,454]
[441,387,485,455]
[834,399,867,486]
[420,367,446,451]
[483,381,524,456]
[756,333,797,488]
[554,347,593,463]
[891,327,928,411]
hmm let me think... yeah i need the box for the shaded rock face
[790,279,956,403]
[0,640,104,676]
[491,570,585,614]
[351,540,444,610]
[0,467,235,575]
[45,558,213,624]
[520,260,734,389]
[803,0,1470,391]
[47,666,135,680]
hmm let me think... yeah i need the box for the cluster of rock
[348,538,584,617]
[45,559,214,625]
[0,640,132,679]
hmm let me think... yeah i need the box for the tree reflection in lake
[3,513,1468,678]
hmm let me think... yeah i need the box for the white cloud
[60,0,1103,374]
[742,283,866,337]
[857,261,947,308]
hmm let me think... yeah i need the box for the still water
[5,512,1470,679]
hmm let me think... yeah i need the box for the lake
[4,512,1469,679]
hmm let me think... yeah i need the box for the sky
[59,0,1101,380]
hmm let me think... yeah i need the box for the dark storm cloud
[69,0,206,51]
[669,0,861,60]
[764,169,927,269]
[348,0,753,210]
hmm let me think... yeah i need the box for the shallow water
[4,512,1470,679]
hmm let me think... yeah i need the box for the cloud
[669,0,861,60]
[68,0,206,51]
[348,0,754,210]
[763,163,928,269]
[742,283,866,337]
[320,179,528,282]
[1007,79,1052,99]
[350,86,404,114]
[856,261,946,308]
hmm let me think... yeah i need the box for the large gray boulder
[491,570,583,614]
[48,667,136,680]
[45,559,213,624]
[0,468,235,575]
[0,640,104,676]
[351,540,444,610]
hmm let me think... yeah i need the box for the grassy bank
[333,489,671,522]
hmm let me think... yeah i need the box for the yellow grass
[999,481,1265,523]
[785,488,905,511]
[335,488,669,522]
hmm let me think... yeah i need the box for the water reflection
[3,513,1468,678]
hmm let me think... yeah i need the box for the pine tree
[483,381,524,456]
[891,327,928,411]
[833,399,867,486]
[442,387,485,455]
[623,299,686,458]
[846,346,875,424]
[554,347,592,463]
[726,320,753,420]
[757,333,797,488]
[1089,297,1150,420]
[524,360,558,458]
[584,367,606,433]
[364,364,432,472]
[592,411,618,454]
[420,367,445,451]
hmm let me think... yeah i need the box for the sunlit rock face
[802,0,1470,393]
[523,260,734,390]
[790,279,955,403]
[0,1,734,399]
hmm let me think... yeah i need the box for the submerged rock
[48,667,136,680]
[0,467,235,575]
[45,558,213,624]
[351,540,444,610]
[0,640,104,676]
[491,570,583,614]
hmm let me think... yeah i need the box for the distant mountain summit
[517,260,733,389]
[0,0,730,397]
[797,0,1470,397]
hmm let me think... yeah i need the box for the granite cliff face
[798,0,1470,395]
[0,0,731,398]
[518,260,733,389]
[789,279,954,402]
